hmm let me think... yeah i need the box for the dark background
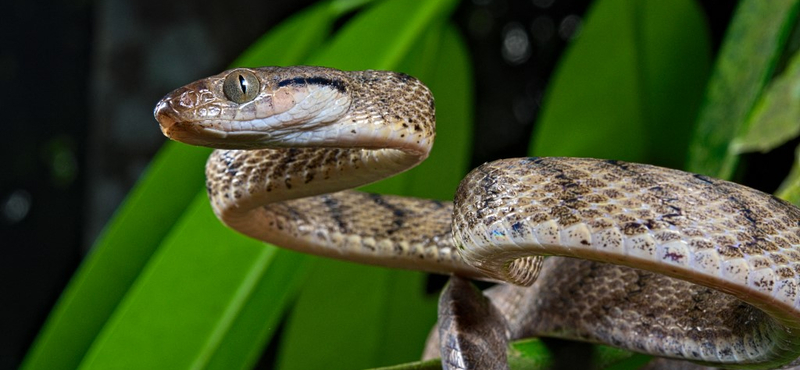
[1,0,739,368]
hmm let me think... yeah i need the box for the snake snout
[154,98,183,138]
[154,105,223,148]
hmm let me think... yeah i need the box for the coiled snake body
[155,66,800,369]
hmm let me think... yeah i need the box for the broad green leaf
[687,0,800,179]
[732,50,800,154]
[77,195,306,370]
[309,0,458,70]
[231,2,335,68]
[635,0,710,168]
[20,142,210,370]
[203,249,308,370]
[277,261,432,370]
[530,0,710,170]
[22,3,345,370]
[233,0,385,68]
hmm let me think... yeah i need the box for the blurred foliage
[22,0,800,369]
[530,0,710,170]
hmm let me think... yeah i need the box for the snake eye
[223,70,260,104]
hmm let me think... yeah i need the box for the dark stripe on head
[277,76,346,93]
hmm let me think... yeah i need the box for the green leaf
[732,50,800,154]
[20,142,210,370]
[77,195,308,370]
[309,0,458,70]
[687,0,800,179]
[231,2,336,68]
[203,250,308,370]
[530,0,710,169]
[277,261,436,370]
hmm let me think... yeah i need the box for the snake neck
[206,146,426,221]
[203,146,485,278]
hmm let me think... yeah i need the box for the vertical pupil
[238,75,247,93]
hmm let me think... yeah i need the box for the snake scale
[155,66,800,369]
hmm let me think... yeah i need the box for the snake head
[154,66,353,149]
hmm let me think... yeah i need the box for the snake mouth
[154,99,215,146]
[160,122,273,149]
[155,102,278,149]
[154,97,229,148]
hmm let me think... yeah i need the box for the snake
[154,65,800,370]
